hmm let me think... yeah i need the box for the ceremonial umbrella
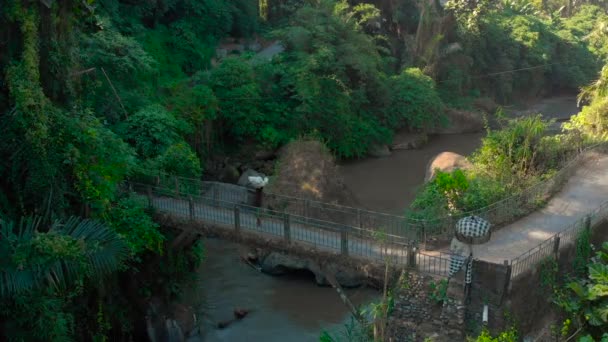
[449,216,492,283]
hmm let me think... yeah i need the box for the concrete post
[213,187,219,207]
[188,196,194,221]
[584,215,591,234]
[553,236,561,260]
[502,259,512,299]
[341,227,349,256]
[283,213,291,242]
[234,206,240,233]
[407,245,417,268]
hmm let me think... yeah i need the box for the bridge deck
[149,194,453,277]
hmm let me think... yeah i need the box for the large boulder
[259,252,321,276]
[237,168,267,188]
[424,152,472,182]
[266,139,358,207]
[145,298,198,342]
[258,252,365,288]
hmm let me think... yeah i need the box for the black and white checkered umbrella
[448,216,491,283]
[455,216,491,244]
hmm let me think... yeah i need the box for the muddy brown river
[340,96,580,214]
[187,239,377,342]
[341,133,484,214]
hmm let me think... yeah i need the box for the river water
[340,96,580,214]
[188,239,378,342]
[341,133,484,214]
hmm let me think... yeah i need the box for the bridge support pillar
[283,214,291,243]
[340,228,349,256]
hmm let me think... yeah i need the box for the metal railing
[134,142,607,245]
[509,200,608,279]
[131,182,455,277]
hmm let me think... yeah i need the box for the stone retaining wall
[387,273,466,341]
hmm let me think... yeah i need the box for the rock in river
[258,252,365,288]
[424,152,472,182]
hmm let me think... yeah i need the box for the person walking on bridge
[249,176,268,227]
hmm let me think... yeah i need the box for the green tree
[274,0,391,157]
[152,142,203,178]
[117,104,190,159]
[63,111,136,213]
[386,67,445,131]
[167,82,218,156]
[210,57,262,142]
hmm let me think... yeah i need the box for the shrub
[471,115,549,184]
[565,97,608,141]
[555,242,608,340]
[468,326,518,342]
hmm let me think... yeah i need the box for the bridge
[131,142,608,280]
[130,180,454,277]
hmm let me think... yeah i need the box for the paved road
[471,151,608,263]
[251,41,284,64]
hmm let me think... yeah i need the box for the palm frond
[0,216,129,297]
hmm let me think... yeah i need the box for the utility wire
[437,62,562,83]
[211,62,565,100]
[70,62,564,102]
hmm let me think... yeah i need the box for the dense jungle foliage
[2,0,608,340]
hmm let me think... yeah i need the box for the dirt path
[472,151,608,263]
